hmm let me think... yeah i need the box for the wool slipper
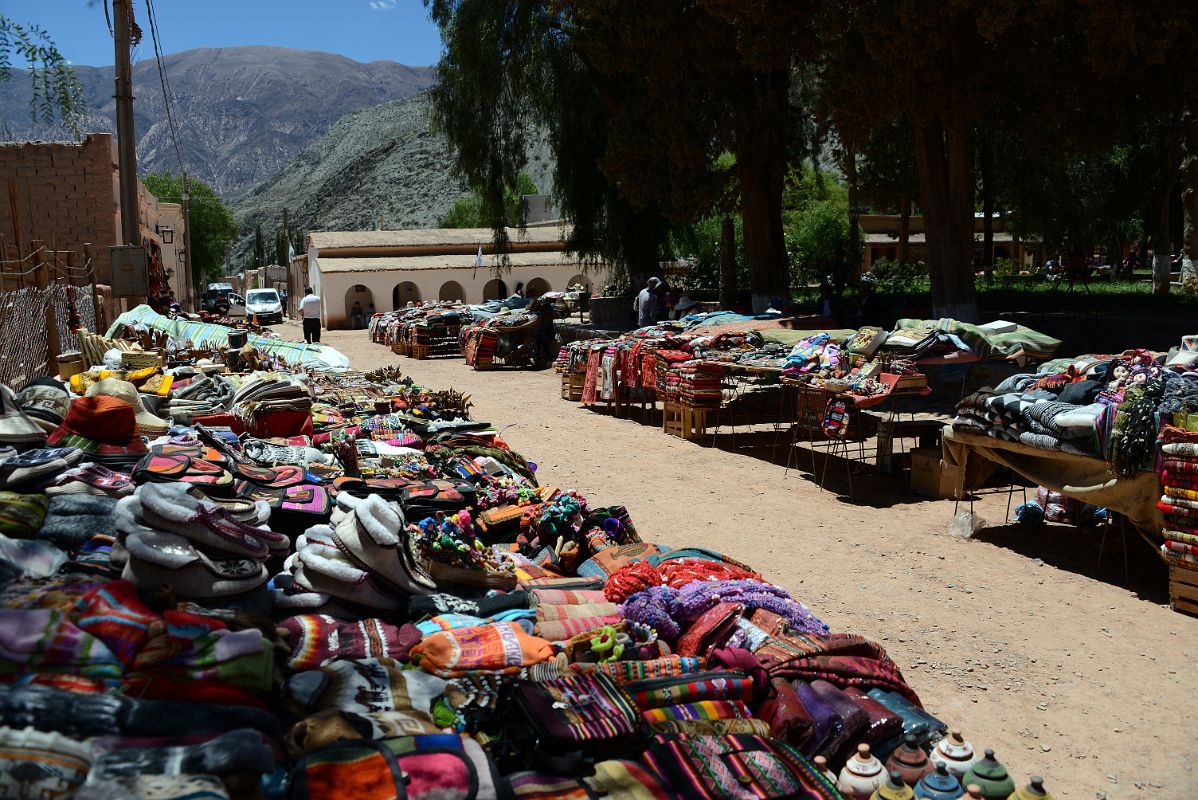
[44,464,136,498]
[294,542,406,612]
[135,483,286,558]
[331,496,435,595]
[122,530,268,597]
[0,447,84,488]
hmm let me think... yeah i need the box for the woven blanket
[592,656,704,684]
[535,614,621,642]
[1162,441,1198,457]
[753,632,917,705]
[1163,459,1198,475]
[536,602,620,621]
[1164,486,1198,502]
[531,588,609,606]
[1164,529,1198,547]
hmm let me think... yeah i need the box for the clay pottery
[814,755,837,785]
[871,770,916,800]
[931,730,980,778]
[915,764,964,800]
[1007,776,1052,800]
[886,733,934,785]
[839,744,887,800]
[961,750,1016,800]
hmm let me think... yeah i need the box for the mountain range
[0,46,435,196]
[228,92,555,265]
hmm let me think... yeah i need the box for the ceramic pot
[871,770,916,800]
[931,730,980,778]
[814,755,837,785]
[886,733,935,786]
[915,764,964,800]
[839,744,887,800]
[961,750,1016,800]
[1008,776,1053,800]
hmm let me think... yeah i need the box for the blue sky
[4,0,444,67]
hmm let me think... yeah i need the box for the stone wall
[0,134,120,284]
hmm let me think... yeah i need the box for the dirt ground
[295,322,1194,799]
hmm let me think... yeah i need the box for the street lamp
[156,225,174,244]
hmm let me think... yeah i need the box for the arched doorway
[567,274,592,292]
[525,277,551,298]
[483,278,508,301]
[392,281,420,309]
[344,284,373,330]
[439,280,465,302]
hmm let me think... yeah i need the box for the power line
[142,0,185,173]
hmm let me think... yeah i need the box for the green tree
[426,0,672,290]
[442,172,539,228]
[252,224,266,270]
[0,15,84,134]
[142,173,238,292]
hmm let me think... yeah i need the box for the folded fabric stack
[670,362,724,407]
[163,373,235,423]
[1159,431,1198,568]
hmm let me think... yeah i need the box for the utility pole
[181,170,196,310]
[113,0,140,247]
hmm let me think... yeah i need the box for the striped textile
[644,734,840,800]
[642,699,752,725]
[594,656,704,684]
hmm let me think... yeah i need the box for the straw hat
[0,386,49,445]
[85,378,170,435]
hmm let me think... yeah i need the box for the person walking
[300,286,322,344]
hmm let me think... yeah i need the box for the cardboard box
[909,447,962,499]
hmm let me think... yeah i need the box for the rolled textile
[1164,529,1198,547]
[1162,441,1198,457]
[1162,459,1198,475]
[534,614,621,642]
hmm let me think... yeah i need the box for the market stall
[941,340,1198,613]
[0,322,1053,798]
[370,302,466,360]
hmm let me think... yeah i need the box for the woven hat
[16,379,71,434]
[0,386,49,445]
[85,378,170,436]
[47,396,149,455]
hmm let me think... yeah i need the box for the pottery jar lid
[969,749,1009,781]
[937,730,974,759]
[851,743,883,776]
[917,764,962,794]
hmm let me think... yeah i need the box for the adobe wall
[0,134,120,284]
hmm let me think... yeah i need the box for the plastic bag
[949,511,986,540]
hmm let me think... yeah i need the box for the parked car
[200,289,246,317]
[245,288,284,324]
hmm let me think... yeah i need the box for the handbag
[292,733,505,800]
[500,672,646,768]
[643,733,841,800]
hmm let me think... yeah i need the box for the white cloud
[369,0,398,9]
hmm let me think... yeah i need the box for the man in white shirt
[299,286,322,344]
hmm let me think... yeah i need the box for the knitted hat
[16,378,71,433]
[0,491,50,538]
[279,614,420,670]
[0,386,48,446]
[86,378,170,436]
[47,397,148,455]
[0,727,92,798]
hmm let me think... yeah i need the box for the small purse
[644,733,841,800]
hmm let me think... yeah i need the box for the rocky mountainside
[229,92,555,265]
[0,47,434,196]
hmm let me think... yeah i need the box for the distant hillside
[0,47,435,196]
[230,92,555,265]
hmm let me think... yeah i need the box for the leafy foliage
[142,173,238,290]
[0,15,84,135]
[442,172,538,228]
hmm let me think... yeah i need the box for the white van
[245,288,284,324]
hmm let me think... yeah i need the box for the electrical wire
[143,0,186,174]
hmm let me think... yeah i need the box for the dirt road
[304,323,1194,798]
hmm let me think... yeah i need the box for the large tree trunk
[1152,118,1185,295]
[913,116,978,321]
[978,132,994,278]
[1181,119,1198,285]
[735,68,791,313]
[898,192,911,266]
[719,216,737,308]
[845,145,860,280]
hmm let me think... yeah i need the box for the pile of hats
[113,482,286,602]
[163,372,235,424]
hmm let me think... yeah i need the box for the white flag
[476,243,483,268]
[288,243,297,263]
